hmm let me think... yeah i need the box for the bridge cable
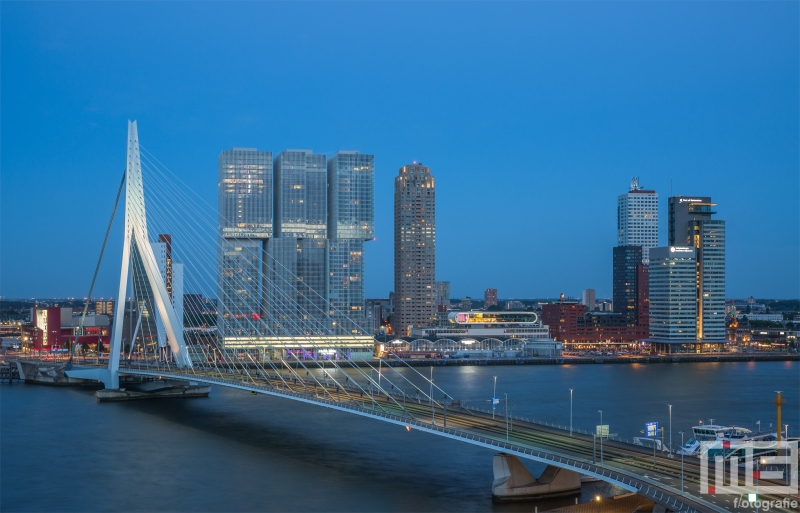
[67,171,125,368]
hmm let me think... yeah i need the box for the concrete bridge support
[492,453,582,502]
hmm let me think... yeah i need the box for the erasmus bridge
[59,121,792,513]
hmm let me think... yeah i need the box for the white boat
[677,422,778,460]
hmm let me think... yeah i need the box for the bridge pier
[491,453,581,502]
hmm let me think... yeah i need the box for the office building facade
[274,150,327,239]
[613,246,643,326]
[649,196,727,349]
[327,152,374,333]
[617,178,658,263]
[217,148,374,340]
[394,163,436,333]
[668,196,714,246]
[648,246,698,344]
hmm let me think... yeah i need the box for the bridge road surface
[116,363,796,513]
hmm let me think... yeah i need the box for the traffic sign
[646,422,659,438]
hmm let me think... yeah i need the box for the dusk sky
[2,2,798,300]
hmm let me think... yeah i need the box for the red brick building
[541,303,648,344]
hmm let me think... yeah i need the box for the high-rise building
[484,288,498,310]
[648,246,697,345]
[664,195,726,345]
[217,149,273,335]
[274,150,327,239]
[668,196,714,246]
[327,152,375,333]
[217,147,374,339]
[581,289,596,311]
[394,163,436,333]
[617,178,658,263]
[218,149,273,239]
[460,296,473,311]
[613,246,642,326]
[158,234,173,298]
[327,152,374,240]
[690,218,726,341]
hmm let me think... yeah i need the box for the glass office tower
[274,150,327,239]
[217,149,273,336]
[326,152,375,334]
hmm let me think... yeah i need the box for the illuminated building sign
[669,246,693,253]
[450,312,539,325]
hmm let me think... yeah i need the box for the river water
[2,361,797,512]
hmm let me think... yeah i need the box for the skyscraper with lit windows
[327,152,374,334]
[617,177,658,264]
[216,148,374,337]
[217,149,273,335]
[394,163,436,334]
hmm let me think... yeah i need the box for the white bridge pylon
[107,121,191,385]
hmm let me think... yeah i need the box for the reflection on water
[1,362,796,512]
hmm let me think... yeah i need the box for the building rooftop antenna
[630,177,641,191]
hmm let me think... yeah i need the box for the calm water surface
[2,361,797,512]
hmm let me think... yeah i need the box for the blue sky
[2,2,798,300]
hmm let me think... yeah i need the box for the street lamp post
[505,393,509,441]
[757,420,761,433]
[679,431,685,495]
[669,404,673,458]
[598,410,604,465]
[493,376,497,419]
[430,366,435,425]
[570,388,573,437]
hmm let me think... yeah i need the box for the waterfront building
[394,163,436,334]
[613,246,643,326]
[541,302,647,346]
[648,246,698,349]
[617,177,658,263]
[326,152,375,333]
[581,289,596,311]
[217,148,375,337]
[217,149,273,335]
[20,307,110,352]
[484,288,498,310]
[215,147,376,357]
[648,195,727,350]
[408,311,561,356]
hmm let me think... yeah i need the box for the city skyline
[2,2,798,300]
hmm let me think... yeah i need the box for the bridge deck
[117,363,795,513]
